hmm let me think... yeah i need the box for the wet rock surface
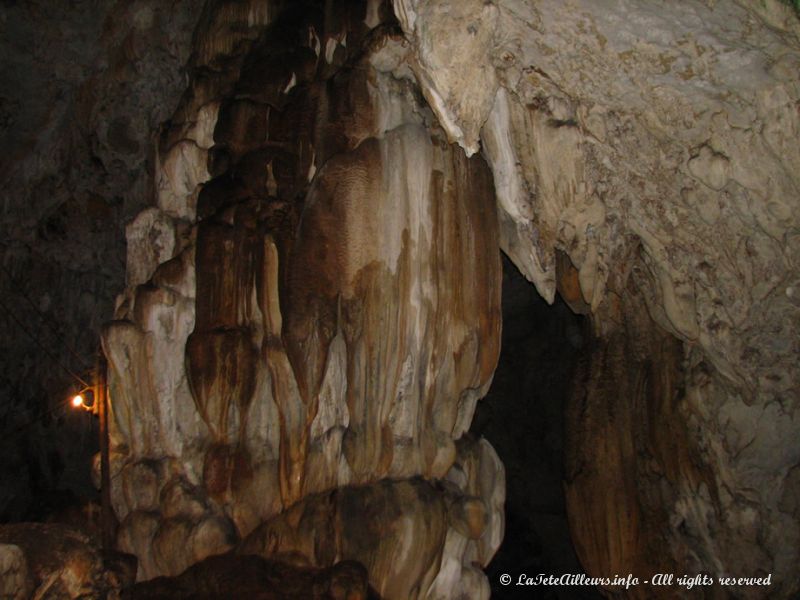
[103,1,503,597]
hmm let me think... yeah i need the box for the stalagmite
[102,2,504,596]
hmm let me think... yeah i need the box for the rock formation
[395,0,800,597]
[123,555,374,600]
[103,1,504,597]
[0,523,135,599]
[17,0,792,598]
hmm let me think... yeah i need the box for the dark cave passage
[471,255,600,599]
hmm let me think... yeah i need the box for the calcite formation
[395,0,800,597]
[100,0,800,598]
[103,1,503,597]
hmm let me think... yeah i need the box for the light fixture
[70,388,95,411]
[62,355,114,551]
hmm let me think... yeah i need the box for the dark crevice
[471,253,601,599]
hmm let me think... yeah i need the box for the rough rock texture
[103,1,504,597]
[240,477,498,599]
[0,523,135,600]
[0,0,204,520]
[394,0,800,597]
[123,554,375,600]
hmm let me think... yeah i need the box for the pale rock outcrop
[394,0,800,597]
[103,1,504,597]
[0,544,30,600]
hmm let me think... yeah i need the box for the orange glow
[71,394,84,408]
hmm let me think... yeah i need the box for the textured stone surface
[0,523,135,600]
[0,543,31,600]
[394,0,800,597]
[240,479,469,599]
[122,554,375,600]
[103,1,504,597]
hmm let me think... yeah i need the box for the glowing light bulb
[72,394,84,408]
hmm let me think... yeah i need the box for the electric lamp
[69,388,95,411]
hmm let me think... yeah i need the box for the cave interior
[1,1,799,599]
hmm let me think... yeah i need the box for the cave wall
[102,2,505,597]
[394,0,800,597]
[0,0,205,520]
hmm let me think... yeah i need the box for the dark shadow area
[0,382,100,524]
[471,254,600,599]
